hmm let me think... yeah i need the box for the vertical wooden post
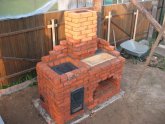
[147,0,158,40]
[133,9,139,40]
[107,11,112,42]
[0,44,8,87]
[47,19,58,47]
[162,13,165,44]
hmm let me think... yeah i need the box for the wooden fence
[0,1,152,87]
[102,1,152,43]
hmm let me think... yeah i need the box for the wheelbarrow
[120,39,149,63]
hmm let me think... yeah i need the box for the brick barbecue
[37,9,125,124]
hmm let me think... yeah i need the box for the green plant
[0,70,37,89]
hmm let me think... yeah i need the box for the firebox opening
[70,87,84,114]
[51,62,78,75]
[93,76,117,100]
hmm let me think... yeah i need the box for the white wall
[58,0,70,10]
[58,0,93,10]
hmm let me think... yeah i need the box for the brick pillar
[64,9,98,59]
[65,10,97,42]
[93,0,103,38]
[93,0,103,12]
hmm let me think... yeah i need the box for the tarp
[0,0,58,20]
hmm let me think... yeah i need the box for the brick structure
[93,0,103,12]
[65,10,98,59]
[37,9,125,124]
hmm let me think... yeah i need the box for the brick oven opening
[71,87,84,114]
[51,62,78,75]
[93,76,117,100]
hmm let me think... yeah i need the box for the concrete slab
[81,52,116,67]
[155,46,165,57]
[0,78,36,97]
[159,44,165,49]
[33,91,124,124]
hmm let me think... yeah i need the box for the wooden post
[147,0,158,40]
[131,0,165,39]
[107,11,112,42]
[162,13,165,44]
[47,19,58,47]
[133,10,139,40]
[0,48,8,87]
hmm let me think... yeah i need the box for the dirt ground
[0,60,165,124]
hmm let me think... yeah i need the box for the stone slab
[155,46,165,57]
[81,52,116,67]
[33,90,125,124]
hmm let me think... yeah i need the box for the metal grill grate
[51,62,78,75]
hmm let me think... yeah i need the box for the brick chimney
[64,10,98,59]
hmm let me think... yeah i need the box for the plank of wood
[0,57,40,62]
[0,26,45,38]
[131,0,165,39]
[0,67,35,81]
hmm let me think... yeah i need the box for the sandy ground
[0,60,165,124]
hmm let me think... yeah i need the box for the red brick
[37,9,125,124]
